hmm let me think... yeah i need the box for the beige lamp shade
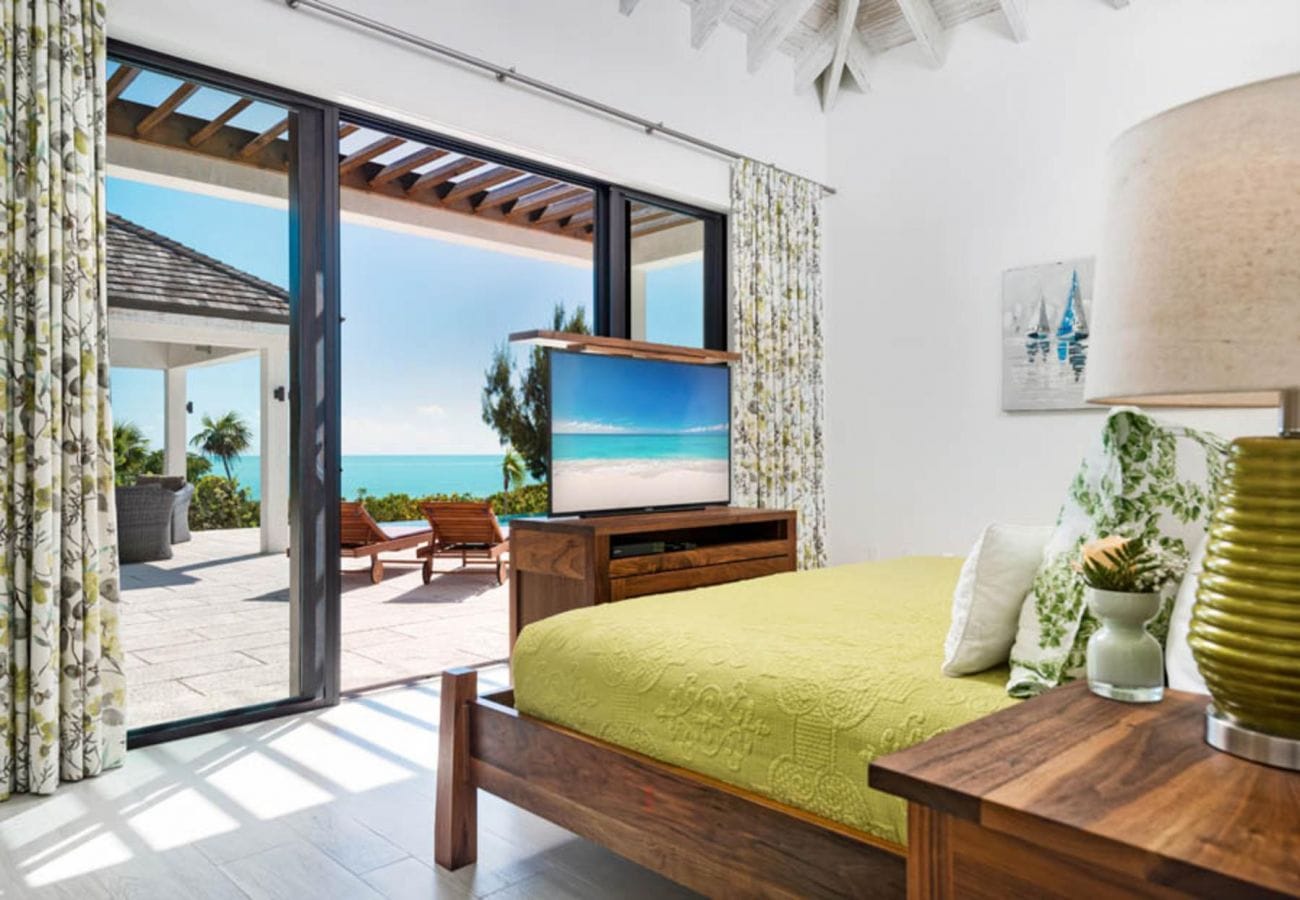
[1085,72,1300,408]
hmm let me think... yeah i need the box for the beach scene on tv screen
[551,352,730,514]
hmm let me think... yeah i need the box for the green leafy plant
[190,411,253,484]
[1075,536,1173,593]
[113,421,153,485]
[190,475,260,530]
[481,303,588,480]
[501,446,526,493]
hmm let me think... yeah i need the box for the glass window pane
[107,58,296,729]
[629,201,706,347]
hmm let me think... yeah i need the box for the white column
[164,367,187,478]
[259,347,290,554]
[631,266,648,340]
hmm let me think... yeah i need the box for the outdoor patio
[120,527,509,728]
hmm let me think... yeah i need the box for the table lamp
[1085,72,1300,769]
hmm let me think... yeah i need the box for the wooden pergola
[106,65,695,244]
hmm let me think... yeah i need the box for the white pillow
[1166,532,1210,695]
[943,524,1054,677]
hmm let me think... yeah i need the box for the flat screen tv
[548,349,731,516]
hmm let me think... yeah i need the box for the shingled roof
[107,213,289,325]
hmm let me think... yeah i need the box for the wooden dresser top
[870,682,1300,897]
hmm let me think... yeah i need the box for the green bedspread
[512,556,1018,846]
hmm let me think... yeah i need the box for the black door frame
[111,39,726,748]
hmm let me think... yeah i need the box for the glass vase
[1085,587,1165,703]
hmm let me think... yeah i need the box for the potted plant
[1076,535,1177,703]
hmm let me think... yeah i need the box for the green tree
[190,411,253,484]
[143,449,213,484]
[113,421,152,485]
[482,303,588,480]
[501,445,526,493]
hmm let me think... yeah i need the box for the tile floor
[121,529,509,727]
[0,665,698,899]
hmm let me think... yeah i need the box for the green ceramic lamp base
[1189,434,1300,743]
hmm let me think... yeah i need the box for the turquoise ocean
[552,433,729,461]
[227,454,523,501]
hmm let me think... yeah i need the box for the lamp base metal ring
[1205,706,1300,771]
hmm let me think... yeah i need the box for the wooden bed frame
[434,667,907,899]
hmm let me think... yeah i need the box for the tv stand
[508,507,797,650]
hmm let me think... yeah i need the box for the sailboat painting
[1002,258,1096,411]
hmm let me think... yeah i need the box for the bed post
[435,667,478,870]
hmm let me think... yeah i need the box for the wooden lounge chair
[417,501,509,585]
[340,500,433,584]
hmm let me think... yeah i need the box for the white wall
[824,0,1299,563]
[108,0,829,211]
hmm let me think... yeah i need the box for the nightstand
[870,682,1300,898]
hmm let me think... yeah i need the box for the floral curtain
[730,159,826,568]
[1,0,125,797]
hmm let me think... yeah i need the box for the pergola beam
[106,65,139,104]
[369,147,447,187]
[476,174,556,211]
[136,82,198,137]
[338,122,360,139]
[440,167,524,205]
[895,0,946,67]
[189,98,252,147]
[507,184,587,218]
[821,0,861,110]
[997,0,1029,41]
[405,157,483,196]
[238,117,290,159]
[634,215,693,237]
[338,136,405,176]
[748,0,817,73]
[691,0,737,48]
[533,196,594,226]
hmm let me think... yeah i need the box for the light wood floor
[0,665,699,899]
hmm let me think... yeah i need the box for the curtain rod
[283,0,837,197]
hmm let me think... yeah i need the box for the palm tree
[113,421,152,485]
[502,446,526,493]
[190,411,253,484]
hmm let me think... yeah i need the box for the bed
[435,556,1018,898]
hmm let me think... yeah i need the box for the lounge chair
[340,501,433,584]
[417,501,509,585]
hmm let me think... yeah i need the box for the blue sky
[551,352,728,434]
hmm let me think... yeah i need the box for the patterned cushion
[1006,409,1226,698]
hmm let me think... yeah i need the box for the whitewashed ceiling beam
[820,0,862,110]
[1110,0,1131,7]
[843,32,871,93]
[792,19,836,94]
[996,0,1028,42]
[748,0,818,73]
[619,0,640,14]
[691,0,738,48]
[895,0,946,67]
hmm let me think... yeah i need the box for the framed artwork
[1002,258,1095,411]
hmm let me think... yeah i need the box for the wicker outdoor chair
[116,483,177,563]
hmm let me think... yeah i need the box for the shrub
[190,475,260,530]
[352,484,548,523]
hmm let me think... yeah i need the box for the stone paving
[120,527,509,728]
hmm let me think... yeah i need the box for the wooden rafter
[691,0,737,48]
[406,157,483,196]
[106,65,139,104]
[189,98,252,147]
[996,0,1028,41]
[339,122,360,139]
[475,174,556,211]
[440,167,524,205]
[533,195,593,226]
[369,147,447,187]
[506,184,587,219]
[564,207,595,228]
[339,136,405,176]
[634,215,695,237]
[239,117,289,159]
[748,0,817,73]
[136,82,198,137]
[821,0,861,110]
[630,207,674,225]
[895,0,946,67]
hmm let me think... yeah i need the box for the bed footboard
[434,667,906,898]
